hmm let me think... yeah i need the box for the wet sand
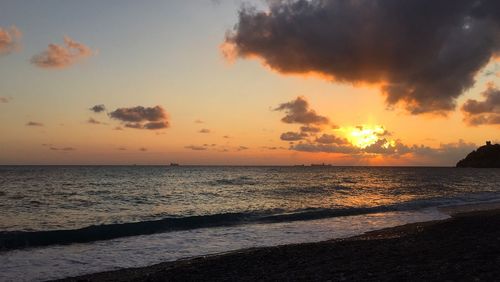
[57,209,500,281]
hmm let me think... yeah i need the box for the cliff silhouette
[456,141,500,168]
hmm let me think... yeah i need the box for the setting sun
[344,125,387,148]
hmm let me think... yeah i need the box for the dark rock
[456,142,500,168]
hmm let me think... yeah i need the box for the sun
[344,125,387,148]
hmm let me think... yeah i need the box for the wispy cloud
[87,118,106,125]
[199,128,211,133]
[261,146,286,150]
[31,36,94,69]
[0,25,21,55]
[185,145,207,151]
[49,146,76,151]
[26,121,44,127]
[0,96,12,103]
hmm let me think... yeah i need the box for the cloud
[124,123,142,129]
[0,26,21,55]
[109,105,170,130]
[117,147,127,151]
[411,140,477,164]
[0,96,12,103]
[291,143,360,154]
[110,105,166,122]
[223,135,230,139]
[194,119,204,124]
[315,134,347,145]
[143,121,169,129]
[225,0,500,114]
[280,131,306,141]
[31,36,94,69]
[87,118,106,125]
[185,145,208,151]
[290,133,476,165]
[237,146,249,151]
[49,146,76,151]
[199,128,211,133]
[363,139,411,155]
[139,147,147,152]
[26,121,43,127]
[90,104,106,113]
[262,146,286,150]
[300,125,321,133]
[275,96,329,125]
[462,84,500,125]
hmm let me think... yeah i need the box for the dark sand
[58,209,500,282]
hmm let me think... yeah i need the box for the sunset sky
[1,0,499,165]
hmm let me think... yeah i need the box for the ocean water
[0,166,499,281]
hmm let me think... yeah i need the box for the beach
[58,207,500,282]
[1,166,499,281]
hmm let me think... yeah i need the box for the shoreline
[58,207,500,282]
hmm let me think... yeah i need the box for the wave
[205,176,259,186]
[2,194,500,252]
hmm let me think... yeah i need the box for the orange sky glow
[0,1,499,165]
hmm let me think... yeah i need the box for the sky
[0,0,499,165]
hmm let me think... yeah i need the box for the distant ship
[310,163,331,167]
[169,163,180,166]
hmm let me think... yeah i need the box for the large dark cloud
[109,105,170,130]
[274,96,329,125]
[225,0,500,114]
[462,84,500,125]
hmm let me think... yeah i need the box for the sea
[1,166,499,281]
